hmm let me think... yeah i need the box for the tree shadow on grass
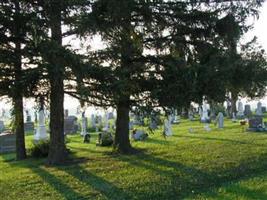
[144,137,173,145]
[59,165,133,200]
[31,166,87,200]
[196,184,267,200]
[113,151,267,199]
[174,135,263,146]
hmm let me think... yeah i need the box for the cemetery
[1,0,267,200]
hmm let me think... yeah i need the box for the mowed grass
[1,116,267,200]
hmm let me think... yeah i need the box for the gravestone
[247,116,263,132]
[80,112,88,136]
[24,122,34,132]
[215,112,224,129]
[64,116,79,134]
[255,101,263,116]
[0,131,16,153]
[0,121,5,132]
[164,116,172,136]
[262,106,266,113]
[24,110,34,132]
[131,129,148,141]
[236,101,244,119]
[201,103,210,123]
[34,96,48,141]
[34,109,48,141]
[244,104,252,117]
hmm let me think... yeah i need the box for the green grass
[1,117,267,200]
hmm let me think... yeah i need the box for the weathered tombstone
[247,116,263,132]
[215,112,224,129]
[131,129,148,141]
[0,131,16,153]
[201,103,210,123]
[164,116,172,136]
[244,104,252,117]
[0,121,5,132]
[236,101,244,119]
[255,101,263,116]
[64,116,79,134]
[80,111,88,136]
[34,97,48,141]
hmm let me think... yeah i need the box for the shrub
[29,140,50,158]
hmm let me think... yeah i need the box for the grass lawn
[1,117,267,200]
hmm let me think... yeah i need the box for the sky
[1,3,267,113]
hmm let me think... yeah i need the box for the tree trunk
[47,0,67,165]
[114,101,133,153]
[231,91,238,115]
[13,96,27,160]
[47,74,67,165]
[13,0,26,160]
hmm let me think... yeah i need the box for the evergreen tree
[34,0,88,165]
[74,0,265,153]
[0,0,40,160]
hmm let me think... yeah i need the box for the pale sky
[243,1,267,51]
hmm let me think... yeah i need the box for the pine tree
[0,0,40,160]
[73,0,265,153]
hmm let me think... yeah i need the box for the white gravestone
[34,110,47,141]
[256,101,263,116]
[216,112,224,129]
[237,101,244,118]
[81,112,88,136]
[201,103,209,123]
[164,116,172,136]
